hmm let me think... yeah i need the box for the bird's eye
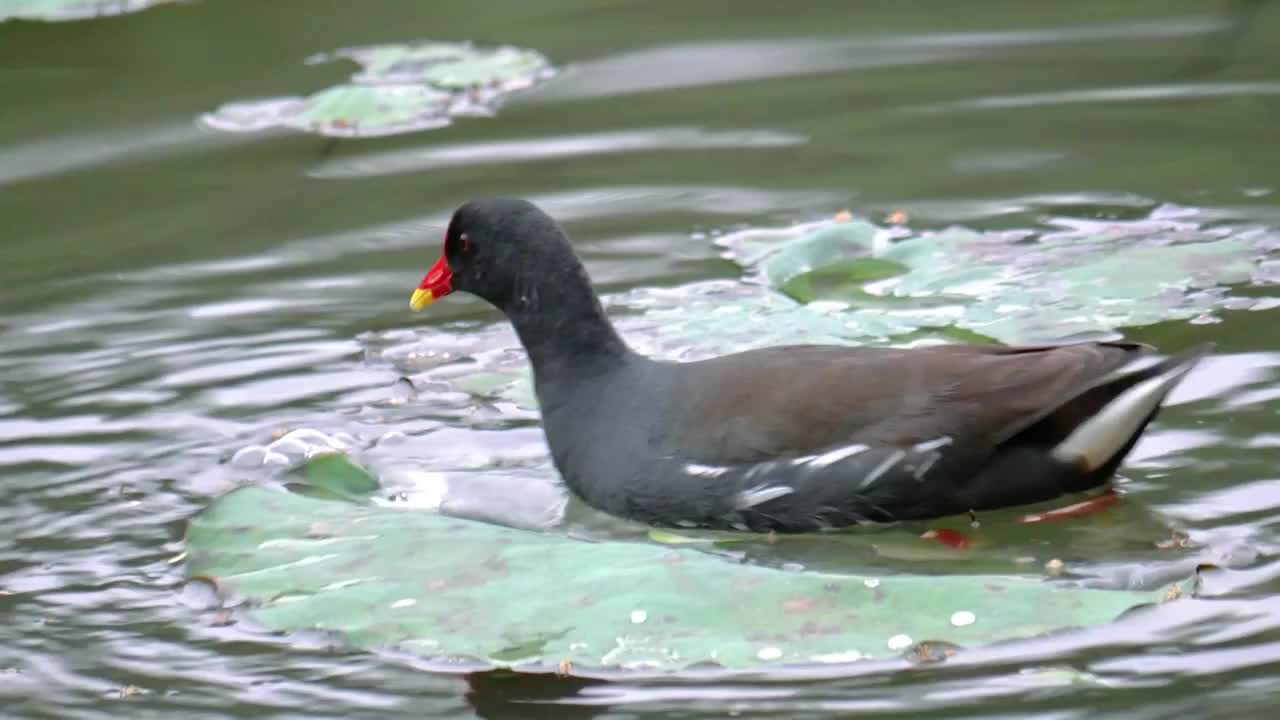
[459,233,472,253]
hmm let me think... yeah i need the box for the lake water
[2,0,1280,717]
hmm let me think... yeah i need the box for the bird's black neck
[502,265,632,384]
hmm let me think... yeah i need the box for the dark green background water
[2,1,1279,717]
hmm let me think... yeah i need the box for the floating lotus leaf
[419,47,552,90]
[200,85,455,138]
[329,42,553,91]
[332,43,475,85]
[1,0,171,22]
[293,84,451,138]
[201,42,553,138]
[185,454,1193,674]
[722,209,1276,344]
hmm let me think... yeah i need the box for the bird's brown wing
[660,341,1147,464]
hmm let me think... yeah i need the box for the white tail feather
[1050,357,1198,471]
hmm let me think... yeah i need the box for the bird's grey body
[535,340,1206,531]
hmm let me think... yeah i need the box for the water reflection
[310,128,808,179]
[911,81,1280,112]
[533,17,1230,101]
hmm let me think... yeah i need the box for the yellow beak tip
[409,289,435,311]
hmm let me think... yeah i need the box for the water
[2,0,1279,716]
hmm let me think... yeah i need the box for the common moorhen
[409,197,1210,532]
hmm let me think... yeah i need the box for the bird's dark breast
[535,358,673,510]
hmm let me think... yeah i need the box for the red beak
[410,256,453,310]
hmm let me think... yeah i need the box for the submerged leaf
[186,475,1192,674]
[301,453,380,500]
[759,220,881,290]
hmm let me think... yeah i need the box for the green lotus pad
[200,42,553,138]
[334,42,553,89]
[722,211,1274,344]
[1,0,171,22]
[185,454,1192,674]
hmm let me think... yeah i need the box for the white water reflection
[0,123,253,187]
[534,17,1229,101]
[310,127,807,179]
[913,82,1280,113]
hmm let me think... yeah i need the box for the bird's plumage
[413,198,1210,532]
